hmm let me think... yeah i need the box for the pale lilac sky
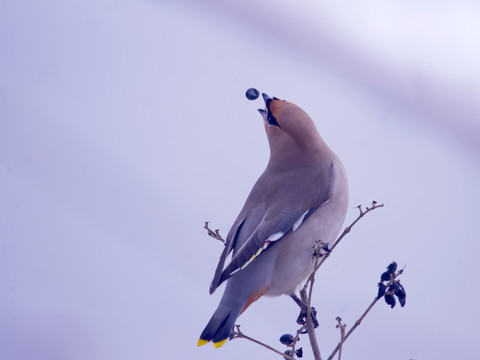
[1,1,479,359]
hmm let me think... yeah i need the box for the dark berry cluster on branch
[279,334,303,359]
[377,261,406,308]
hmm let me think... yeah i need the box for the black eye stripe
[267,112,280,127]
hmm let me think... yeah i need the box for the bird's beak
[258,93,280,127]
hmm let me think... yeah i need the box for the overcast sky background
[1,1,480,359]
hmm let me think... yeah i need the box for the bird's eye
[267,112,280,127]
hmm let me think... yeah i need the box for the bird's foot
[296,306,319,328]
[290,294,319,329]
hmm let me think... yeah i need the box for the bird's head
[257,93,328,165]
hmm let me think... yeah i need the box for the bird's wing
[209,202,267,294]
[209,163,335,293]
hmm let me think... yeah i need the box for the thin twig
[327,266,405,359]
[300,287,322,360]
[307,245,321,310]
[302,201,384,293]
[327,297,379,360]
[232,325,295,360]
[291,326,306,358]
[204,221,225,243]
[297,201,383,360]
[301,243,323,360]
[335,317,346,360]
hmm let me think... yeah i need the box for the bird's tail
[197,294,246,348]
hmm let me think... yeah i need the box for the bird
[198,91,349,348]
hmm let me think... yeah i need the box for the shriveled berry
[387,261,398,274]
[385,293,396,308]
[245,88,260,100]
[380,271,391,282]
[397,291,406,307]
[296,347,303,358]
[377,282,386,299]
[279,333,295,345]
[388,282,400,293]
[395,283,406,307]
[283,349,294,360]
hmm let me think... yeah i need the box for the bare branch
[300,288,322,360]
[231,325,295,360]
[302,201,384,293]
[290,327,306,359]
[296,201,384,360]
[327,267,405,360]
[327,297,379,360]
[335,317,346,360]
[204,221,225,244]
[298,241,325,360]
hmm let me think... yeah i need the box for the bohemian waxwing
[198,92,349,348]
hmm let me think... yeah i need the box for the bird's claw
[296,306,319,328]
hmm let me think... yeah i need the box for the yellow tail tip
[213,339,227,348]
[197,339,209,347]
